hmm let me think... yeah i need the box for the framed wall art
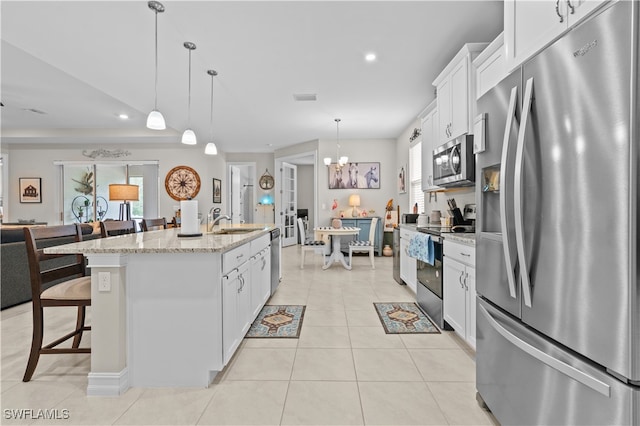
[328,162,380,189]
[19,178,42,203]
[398,165,407,194]
[213,178,222,203]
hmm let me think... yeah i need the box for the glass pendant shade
[323,157,332,166]
[205,142,218,155]
[146,110,166,130]
[181,129,197,145]
[339,156,349,166]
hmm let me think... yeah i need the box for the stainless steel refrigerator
[475,2,639,424]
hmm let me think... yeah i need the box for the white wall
[5,145,226,225]
[395,118,420,215]
[317,138,396,225]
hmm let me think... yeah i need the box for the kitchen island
[45,224,276,396]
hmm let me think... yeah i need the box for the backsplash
[423,187,475,220]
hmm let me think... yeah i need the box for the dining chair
[100,220,137,238]
[297,218,325,269]
[141,217,167,232]
[348,216,378,269]
[22,224,91,382]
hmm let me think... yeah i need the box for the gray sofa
[1,225,99,310]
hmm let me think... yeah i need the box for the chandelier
[323,118,348,168]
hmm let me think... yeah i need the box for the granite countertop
[45,224,275,255]
[398,223,476,246]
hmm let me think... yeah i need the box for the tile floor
[1,246,497,425]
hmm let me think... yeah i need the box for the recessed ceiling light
[118,114,129,120]
[365,53,376,62]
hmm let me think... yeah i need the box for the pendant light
[205,69,218,155]
[323,118,348,168]
[181,41,197,145]
[146,1,166,130]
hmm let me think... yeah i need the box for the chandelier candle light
[181,41,197,145]
[146,1,166,130]
[109,184,139,221]
[324,118,348,168]
[205,69,218,155]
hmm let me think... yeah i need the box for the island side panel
[126,252,223,387]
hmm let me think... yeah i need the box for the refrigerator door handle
[515,78,534,308]
[499,86,519,299]
[479,303,611,397]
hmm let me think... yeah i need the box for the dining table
[314,226,360,270]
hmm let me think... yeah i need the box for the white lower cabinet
[399,228,418,294]
[222,235,272,365]
[443,240,476,349]
[222,261,250,364]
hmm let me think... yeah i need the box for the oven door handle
[499,85,519,300]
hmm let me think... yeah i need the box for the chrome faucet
[208,213,231,232]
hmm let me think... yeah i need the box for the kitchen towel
[408,233,434,265]
[180,199,200,235]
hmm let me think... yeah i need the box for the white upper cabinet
[420,100,440,192]
[433,43,488,145]
[505,0,610,71]
[474,33,506,100]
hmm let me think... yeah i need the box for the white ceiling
[1,1,503,153]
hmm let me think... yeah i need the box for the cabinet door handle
[464,272,469,290]
[460,252,470,257]
[459,270,465,289]
[566,0,575,14]
[555,0,564,22]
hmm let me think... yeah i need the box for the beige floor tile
[348,326,404,349]
[30,387,145,425]
[197,381,288,425]
[114,387,214,425]
[242,337,299,349]
[297,326,350,348]
[345,308,383,326]
[291,348,356,381]
[302,309,347,327]
[400,330,462,349]
[427,382,496,425]
[0,381,81,424]
[410,349,476,382]
[281,381,363,425]
[225,348,296,381]
[359,381,448,425]
[352,349,422,382]
[306,293,345,309]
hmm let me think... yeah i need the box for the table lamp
[349,194,361,217]
[109,184,139,220]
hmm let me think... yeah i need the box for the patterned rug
[374,302,440,334]
[246,305,306,338]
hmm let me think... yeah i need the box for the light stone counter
[46,224,274,254]
[45,224,276,396]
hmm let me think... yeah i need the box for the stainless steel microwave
[432,134,475,187]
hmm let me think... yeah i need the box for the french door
[280,162,297,247]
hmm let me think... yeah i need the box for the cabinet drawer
[223,244,251,273]
[251,234,270,254]
[443,240,475,266]
[400,228,417,240]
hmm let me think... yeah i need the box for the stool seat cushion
[349,240,372,247]
[304,240,325,246]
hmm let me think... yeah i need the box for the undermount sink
[209,227,264,235]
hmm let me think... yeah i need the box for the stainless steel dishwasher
[270,227,281,295]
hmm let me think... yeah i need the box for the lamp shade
[109,184,139,201]
[205,142,218,155]
[181,129,197,145]
[349,194,361,207]
[146,110,166,130]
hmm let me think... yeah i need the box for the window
[409,141,424,214]
[129,176,144,219]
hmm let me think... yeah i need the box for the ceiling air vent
[293,93,317,102]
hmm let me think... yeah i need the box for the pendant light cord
[154,10,159,110]
[187,48,192,125]
[210,73,214,141]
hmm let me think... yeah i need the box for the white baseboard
[87,368,129,396]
